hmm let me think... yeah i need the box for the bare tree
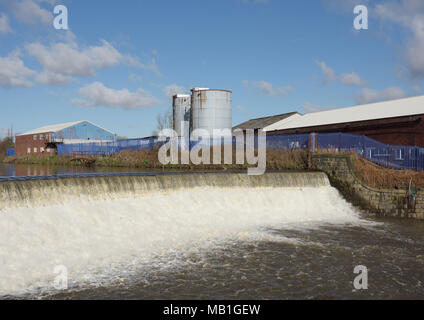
[152,109,173,136]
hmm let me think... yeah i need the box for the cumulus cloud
[316,61,336,84]
[243,80,294,97]
[302,102,334,114]
[25,38,158,85]
[355,87,409,105]
[72,82,160,110]
[316,61,368,86]
[0,51,35,88]
[375,0,424,78]
[35,71,73,85]
[9,0,53,25]
[0,13,13,34]
[163,84,187,98]
[26,40,123,80]
[340,72,368,87]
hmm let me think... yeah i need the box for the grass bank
[4,148,309,171]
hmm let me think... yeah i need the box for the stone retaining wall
[311,154,424,220]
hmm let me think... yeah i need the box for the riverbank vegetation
[353,155,424,190]
[4,148,309,171]
[0,137,14,162]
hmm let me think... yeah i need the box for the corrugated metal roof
[233,112,300,130]
[18,120,116,136]
[264,95,424,132]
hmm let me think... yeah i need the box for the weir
[0,171,362,296]
[0,172,330,210]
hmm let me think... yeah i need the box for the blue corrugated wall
[53,121,116,141]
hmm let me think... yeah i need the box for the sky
[0,0,423,138]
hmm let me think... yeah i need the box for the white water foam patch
[0,186,363,296]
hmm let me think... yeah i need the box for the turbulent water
[0,172,423,299]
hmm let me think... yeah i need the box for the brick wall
[269,115,424,147]
[15,132,55,156]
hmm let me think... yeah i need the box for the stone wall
[311,154,424,220]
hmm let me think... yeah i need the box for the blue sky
[0,0,423,138]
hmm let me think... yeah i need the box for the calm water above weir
[0,163,155,177]
[0,171,423,300]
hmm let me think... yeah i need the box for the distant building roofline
[17,120,116,136]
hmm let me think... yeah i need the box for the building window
[40,135,43,140]
[34,148,37,153]
[27,148,31,154]
[45,134,49,140]
[40,147,45,153]
[46,148,51,153]
[33,135,37,141]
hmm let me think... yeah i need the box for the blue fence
[313,132,424,171]
[57,137,161,156]
[56,133,424,171]
[6,148,15,157]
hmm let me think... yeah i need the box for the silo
[190,88,232,135]
[172,94,191,137]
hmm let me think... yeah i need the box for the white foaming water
[0,184,363,296]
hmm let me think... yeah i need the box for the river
[0,170,423,300]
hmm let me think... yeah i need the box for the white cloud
[35,71,73,85]
[9,0,53,25]
[72,82,160,110]
[355,87,409,105]
[26,38,159,85]
[0,13,13,34]
[243,80,294,97]
[340,72,368,87]
[163,84,187,98]
[0,51,35,88]
[26,40,123,80]
[316,61,368,86]
[375,0,424,78]
[236,105,250,116]
[127,56,161,76]
[302,102,334,114]
[316,61,336,84]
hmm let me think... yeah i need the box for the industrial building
[264,95,424,147]
[15,120,117,156]
[233,112,300,134]
[172,88,232,136]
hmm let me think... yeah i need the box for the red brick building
[15,132,54,156]
[264,95,424,147]
[15,120,117,156]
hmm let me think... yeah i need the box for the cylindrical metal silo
[190,88,232,135]
[172,94,191,137]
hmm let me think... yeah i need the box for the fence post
[338,133,341,152]
[416,147,419,171]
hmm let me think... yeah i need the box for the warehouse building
[264,95,424,147]
[15,120,117,156]
[233,112,300,134]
